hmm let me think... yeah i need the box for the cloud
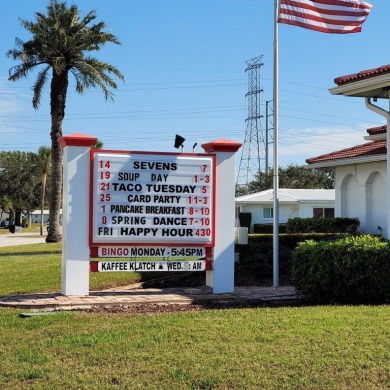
[276,124,375,165]
[0,77,31,116]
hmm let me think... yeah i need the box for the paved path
[0,234,298,311]
[0,285,297,311]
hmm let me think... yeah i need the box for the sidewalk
[0,285,298,311]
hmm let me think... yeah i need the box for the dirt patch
[138,271,292,289]
[88,299,302,314]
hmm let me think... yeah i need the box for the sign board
[90,260,208,272]
[94,246,205,258]
[90,150,215,246]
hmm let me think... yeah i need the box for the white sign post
[60,133,241,296]
[201,139,242,293]
[60,133,97,296]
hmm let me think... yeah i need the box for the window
[324,208,334,218]
[263,207,273,219]
[313,207,334,218]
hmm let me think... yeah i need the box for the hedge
[286,217,359,234]
[254,223,287,234]
[292,235,390,304]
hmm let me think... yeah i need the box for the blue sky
[0,0,387,170]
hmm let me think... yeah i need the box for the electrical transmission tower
[236,56,266,190]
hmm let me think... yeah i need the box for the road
[0,232,47,247]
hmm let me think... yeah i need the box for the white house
[235,188,335,231]
[307,125,386,236]
[307,63,390,237]
[30,209,63,224]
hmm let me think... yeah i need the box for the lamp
[174,134,185,151]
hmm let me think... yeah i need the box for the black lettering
[133,161,177,171]
[110,205,144,213]
[112,216,146,225]
[161,228,193,237]
[118,172,140,181]
[112,183,143,192]
[153,217,187,225]
[128,195,151,202]
[145,206,185,214]
[146,184,196,193]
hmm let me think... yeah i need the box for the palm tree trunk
[40,172,46,236]
[46,71,68,243]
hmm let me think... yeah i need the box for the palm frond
[32,66,51,109]
[8,0,124,102]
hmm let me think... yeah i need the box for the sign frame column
[59,133,97,296]
[201,139,242,293]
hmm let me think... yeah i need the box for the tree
[0,151,42,222]
[236,164,334,196]
[7,0,124,242]
[0,196,13,224]
[92,139,104,149]
[36,146,51,235]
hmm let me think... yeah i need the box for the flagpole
[273,0,280,289]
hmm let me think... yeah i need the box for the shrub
[292,235,390,304]
[236,233,348,281]
[286,217,359,234]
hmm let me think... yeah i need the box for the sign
[90,260,208,272]
[90,151,215,246]
[95,246,205,258]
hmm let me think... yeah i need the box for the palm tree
[7,0,124,242]
[36,146,51,236]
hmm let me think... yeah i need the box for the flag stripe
[281,0,371,17]
[279,8,368,26]
[278,0,372,34]
[282,0,372,12]
[279,15,362,33]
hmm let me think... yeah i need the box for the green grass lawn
[0,243,389,389]
[0,243,145,295]
[0,305,389,389]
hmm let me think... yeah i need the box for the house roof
[367,125,387,136]
[330,63,390,99]
[306,126,387,165]
[334,65,390,87]
[306,140,386,164]
[235,189,335,204]
[30,210,63,215]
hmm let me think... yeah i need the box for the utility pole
[265,100,274,172]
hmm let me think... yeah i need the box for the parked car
[1,218,9,228]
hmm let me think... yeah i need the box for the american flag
[278,0,373,34]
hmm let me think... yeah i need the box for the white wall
[369,172,387,234]
[239,201,335,231]
[30,211,63,224]
[335,161,386,235]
